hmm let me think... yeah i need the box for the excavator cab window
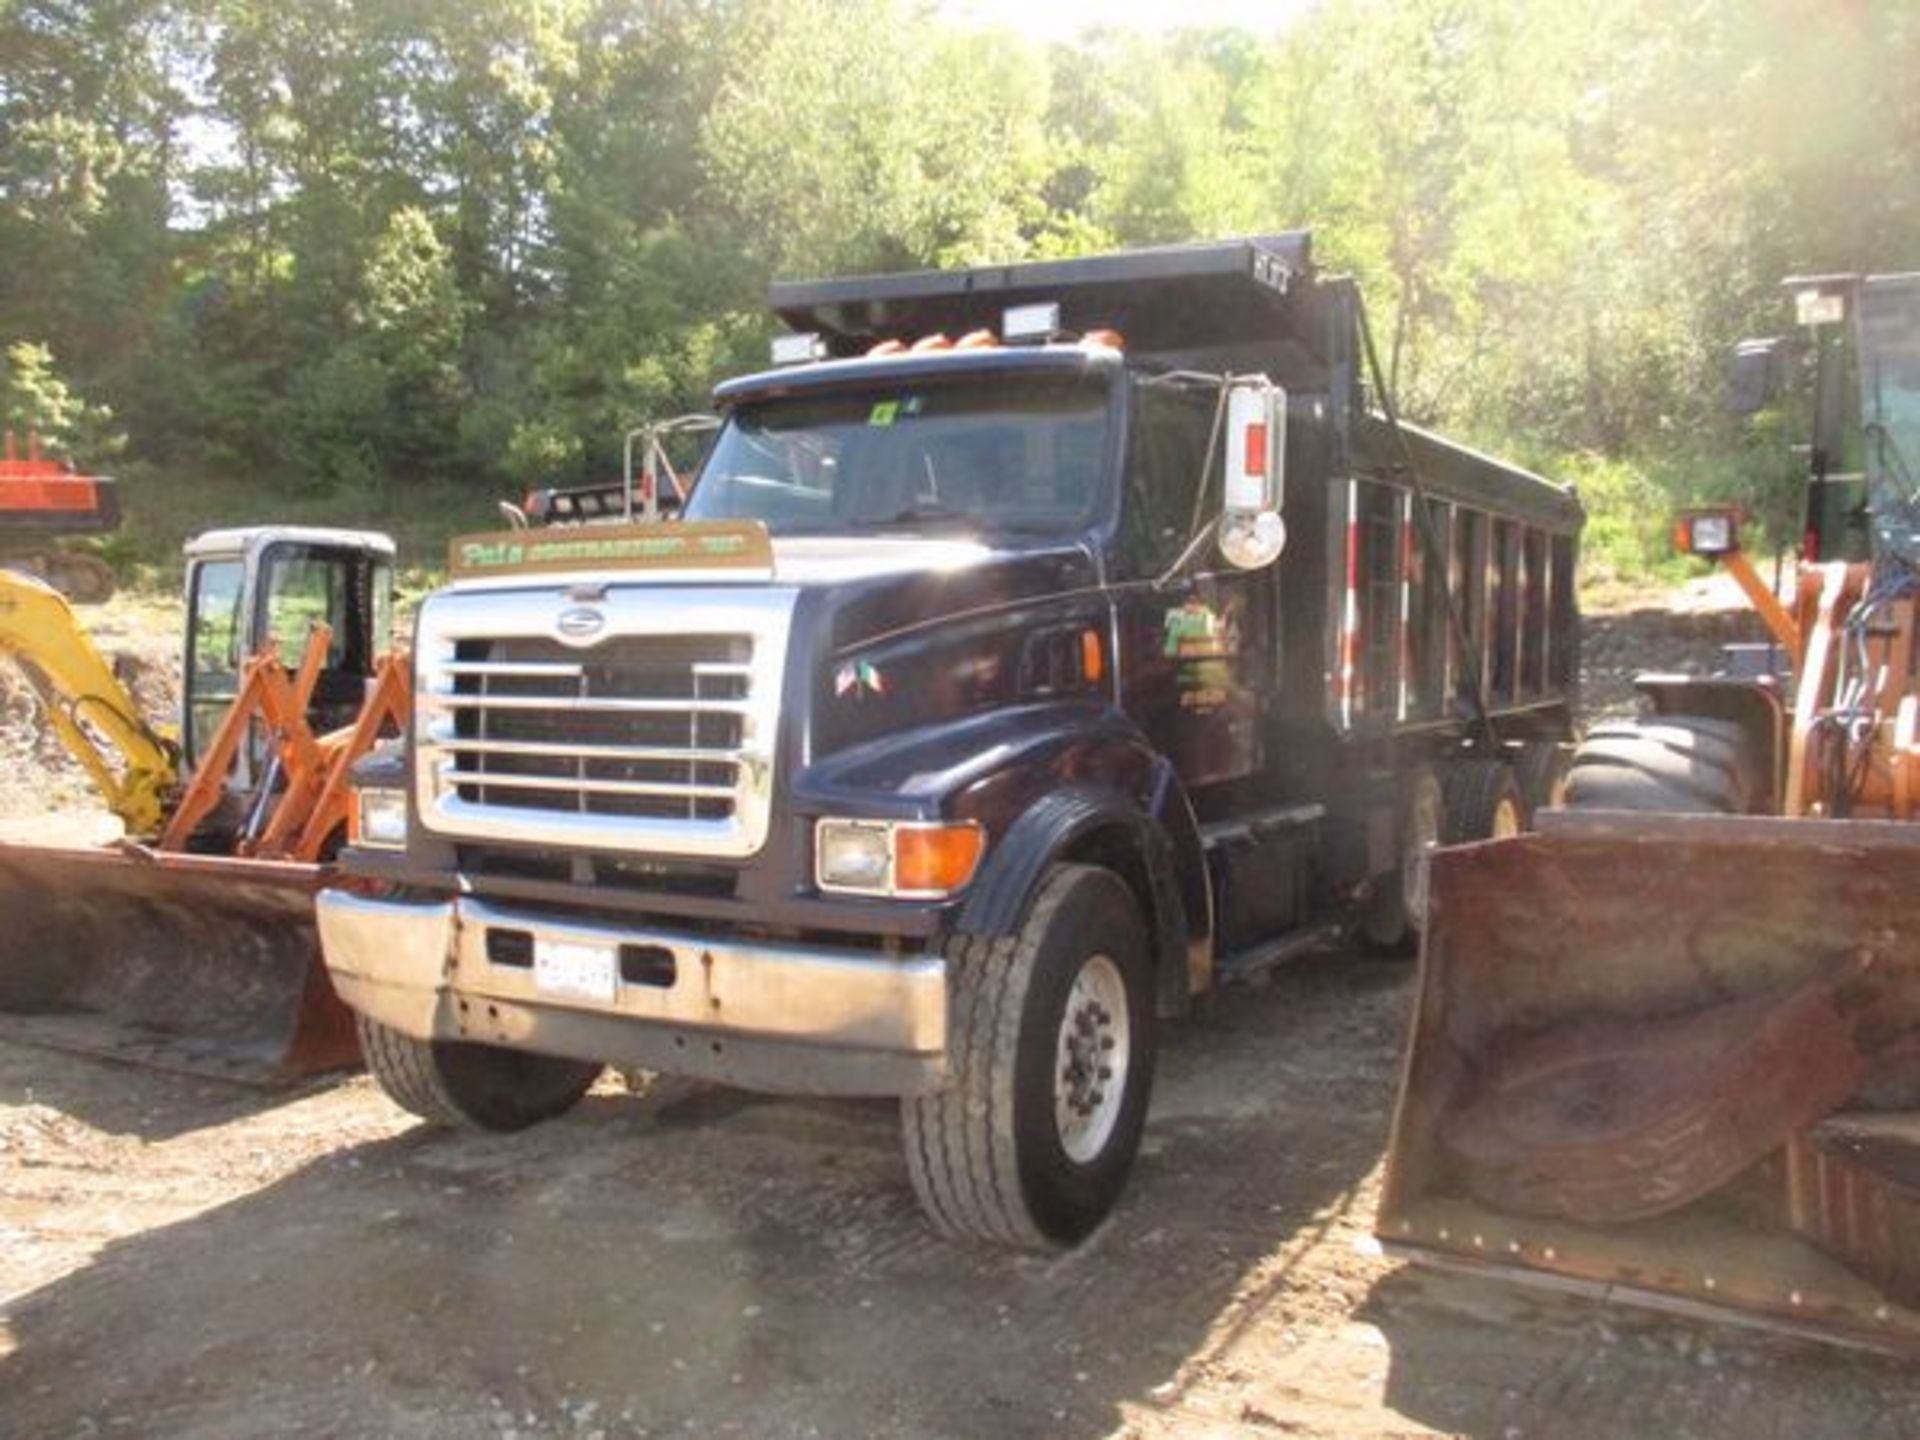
[255,543,385,738]
[262,551,348,671]
[184,557,246,766]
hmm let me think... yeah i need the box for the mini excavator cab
[181,527,396,786]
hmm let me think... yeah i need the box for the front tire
[357,1016,600,1132]
[902,864,1157,1249]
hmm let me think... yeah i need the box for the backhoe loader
[1380,273,1920,1354]
[0,525,407,1081]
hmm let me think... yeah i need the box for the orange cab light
[954,329,999,350]
[1081,628,1105,684]
[866,339,907,357]
[1081,328,1125,351]
[909,333,953,353]
[894,822,987,894]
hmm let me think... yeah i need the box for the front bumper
[317,891,948,1096]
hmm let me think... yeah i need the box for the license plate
[533,938,618,1004]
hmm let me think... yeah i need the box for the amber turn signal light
[893,823,987,895]
[815,819,988,897]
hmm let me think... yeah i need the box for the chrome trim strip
[430,693,754,715]
[442,769,736,800]
[439,660,586,677]
[438,738,744,766]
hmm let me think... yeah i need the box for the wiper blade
[877,503,976,527]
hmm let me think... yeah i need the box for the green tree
[0,342,123,461]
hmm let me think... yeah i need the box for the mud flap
[1380,810,1920,1354]
[0,842,358,1084]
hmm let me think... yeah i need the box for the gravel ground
[3,577,1913,1440]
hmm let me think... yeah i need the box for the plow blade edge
[1380,810,1920,1354]
[0,842,359,1084]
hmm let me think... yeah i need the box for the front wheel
[357,1016,601,1132]
[902,864,1157,1249]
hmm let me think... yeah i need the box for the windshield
[683,374,1110,536]
[1858,279,1920,563]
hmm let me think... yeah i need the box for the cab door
[183,554,247,770]
[1113,382,1271,788]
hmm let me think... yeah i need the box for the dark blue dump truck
[319,234,1584,1247]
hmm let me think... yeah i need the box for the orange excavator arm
[157,622,411,862]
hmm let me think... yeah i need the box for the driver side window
[1119,384,1218,578]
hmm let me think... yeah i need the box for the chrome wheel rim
[1054,953,1130,1164]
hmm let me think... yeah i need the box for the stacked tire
[1562,716,1760,816]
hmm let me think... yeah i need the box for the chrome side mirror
[1218,379,1287,570]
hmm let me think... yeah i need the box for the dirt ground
[4,579,1918,1439]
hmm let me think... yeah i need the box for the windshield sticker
[868,400,900,427]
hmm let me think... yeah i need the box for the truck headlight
[815,819,986,898]
[355,788,409,850]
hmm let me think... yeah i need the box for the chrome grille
[415,587,794,858]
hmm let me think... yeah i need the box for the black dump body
[774,232,1319,367]
[774,234,1583,745]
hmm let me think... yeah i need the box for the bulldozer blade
[1380,810,1920,1356]
[0,841,359,1085]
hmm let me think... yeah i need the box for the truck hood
[770,535,1001,586]
[768,535,1100,654]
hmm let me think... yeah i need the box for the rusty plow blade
[0,842,359,1084]
[1379,810,1920,1355]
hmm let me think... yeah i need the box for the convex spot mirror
[1219,380,1288,570]
[1728,337,1785,419]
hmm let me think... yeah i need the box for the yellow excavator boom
[0,569,177,835]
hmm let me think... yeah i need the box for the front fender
[957,779,1210,1016]
[793,700,1132,821]
[790,702,1213,1005]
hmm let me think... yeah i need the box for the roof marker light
[770,332,825,366]
[1003,302,1061,343]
